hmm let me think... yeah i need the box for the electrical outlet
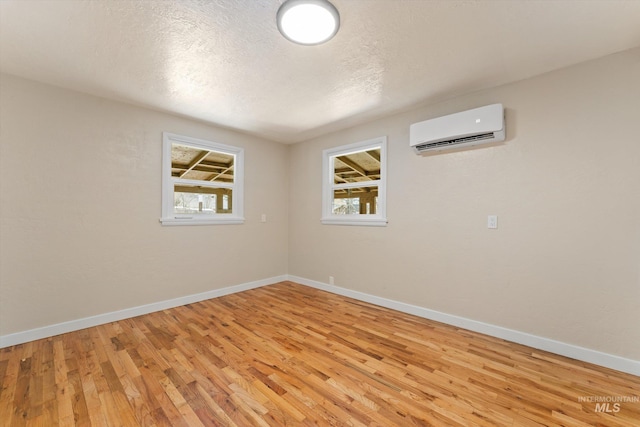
[488,215,498,229]
[329,276,334,285]
[261,214,267,222]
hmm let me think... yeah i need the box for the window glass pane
[332,186,378,215]
[333,149,380,184]
[174,185,233,215]
[171,143,235,183]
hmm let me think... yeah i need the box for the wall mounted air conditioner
[410,103,505,154]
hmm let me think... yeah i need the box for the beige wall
[0,74,289,336]
[288,48,640,360]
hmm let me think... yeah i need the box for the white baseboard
[288,275,640,377]
[0,275,287,348]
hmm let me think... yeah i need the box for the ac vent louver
[414,132,496,153]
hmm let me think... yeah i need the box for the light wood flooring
[1,281,639,426]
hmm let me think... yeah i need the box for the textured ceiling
[1,0,639,144]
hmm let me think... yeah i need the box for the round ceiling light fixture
[277,0,340,45]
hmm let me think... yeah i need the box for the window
[161,133,244,225]
[322,136,387,226]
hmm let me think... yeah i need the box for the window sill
[321,217,388,227]
[160,217,245,226]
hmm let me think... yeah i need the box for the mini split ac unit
[410,103,505,154]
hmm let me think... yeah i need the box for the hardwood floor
[1,281,639,426]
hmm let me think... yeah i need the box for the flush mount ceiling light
[277,0,340,45]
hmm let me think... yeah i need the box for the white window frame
[161,132,244,226]
[322,136,387,227]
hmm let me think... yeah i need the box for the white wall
[0,74,289,336]
[288,48,640,361]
